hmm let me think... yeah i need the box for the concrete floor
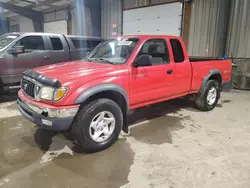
[0,90,250,188]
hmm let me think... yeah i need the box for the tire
[195,80,220,111]
[72,98,123,153]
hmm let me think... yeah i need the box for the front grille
[21,78,35,98]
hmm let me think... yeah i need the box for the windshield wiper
[86,58,92,62]
[98,58,116,65]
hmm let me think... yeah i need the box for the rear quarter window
[50,37,63,50]
[170,39,184,63]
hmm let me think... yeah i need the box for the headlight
[40,87,55,100]
[39,87,67,101]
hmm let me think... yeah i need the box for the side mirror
[9,46,25,55]
[133,54,153,67]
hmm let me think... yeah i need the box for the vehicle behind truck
[17,35,232,153]
[0,32,103,93]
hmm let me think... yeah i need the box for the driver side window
[138,39,170,66]
[14,36,45,53]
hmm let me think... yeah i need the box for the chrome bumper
[17,96,79,131]
[17,96,78,118]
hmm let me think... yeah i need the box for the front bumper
[17,92,79,131]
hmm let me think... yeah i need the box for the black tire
[72,98,123,153]
[195,80,220,111]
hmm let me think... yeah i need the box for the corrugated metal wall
[72,0,101,37]
[188,0,230,57]
[226,0,250,58]
[101,0,122,38]
[124,0,149,9]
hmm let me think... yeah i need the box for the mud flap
[122,114,129,134]
[221,79,233,92]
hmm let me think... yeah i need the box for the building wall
[72,0,101,37]
[20,16,34,32]
[0,19,9,34]
[188,0,230,57]
[124,0,178,9]
[102,0,250,59]
[43,9,68,34]
[101,0,178,38]
[226,0,250,58]
[43,9,68,23]
[9,16,34,32]
[101,0,122,38]
[0,8,9,34]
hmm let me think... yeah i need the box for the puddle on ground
[1,119,135,188]
[130,115,185,144]
[28,139,134,188]
[0,116,44,178]
[127,100,191,145]
[129,99,193,145]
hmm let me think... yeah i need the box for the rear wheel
[72,98,123,153]
[195,80,220,111]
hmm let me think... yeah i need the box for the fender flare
[200,70,222,93]
[73,84,129,110]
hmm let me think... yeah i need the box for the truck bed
[190,59,232,92]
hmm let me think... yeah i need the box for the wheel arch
[200,70,222,93]
[74,84,129,133]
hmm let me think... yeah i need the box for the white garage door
[44,20,68,35]
[123,2,182,36]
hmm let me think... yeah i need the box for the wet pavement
[1,91,250,188]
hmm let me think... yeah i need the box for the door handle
[44,56,50,60]
[167,70,173,74]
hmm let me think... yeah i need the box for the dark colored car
[0,32,103,93]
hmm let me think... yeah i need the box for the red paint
[20,35,232,110]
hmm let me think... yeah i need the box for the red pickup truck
[17,35,232,152]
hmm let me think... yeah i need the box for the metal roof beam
[0,2,42,19]
[0,1,43,32]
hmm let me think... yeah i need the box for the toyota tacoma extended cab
[17,35,232,153]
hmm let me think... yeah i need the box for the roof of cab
[112,35,181,40]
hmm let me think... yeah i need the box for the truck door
[169,38,192,94]
[46,35,70,64]
[4,35,50,83]
[130,38,175,106]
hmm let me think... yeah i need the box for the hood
[34,60,128,86]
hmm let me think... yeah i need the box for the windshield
[86,38,139,64]
[0,33,20,50]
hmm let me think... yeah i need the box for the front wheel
[195,80,220,111]
[72,99,123,153]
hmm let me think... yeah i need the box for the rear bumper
[17,92,79,131]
